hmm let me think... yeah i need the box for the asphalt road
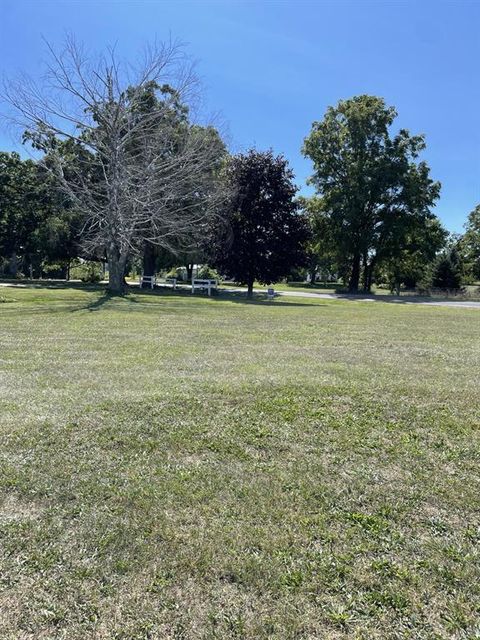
[222,287,480,309]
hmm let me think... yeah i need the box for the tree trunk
[364,257,376,293]
[362,263,370,293]
[142,243,156,277]
[247,279,254,298]
[362,254,369,292]
[7,252,18,277]
[366,267,374,293]
[348,254,361,293]
[107,248,127,294]
[186,263,194,281]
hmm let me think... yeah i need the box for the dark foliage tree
[302,95,441,293]
[209,149,310,297]
[431,248,463,290]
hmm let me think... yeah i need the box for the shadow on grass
[7,278,476,311]
[134,287,320,308]
[79,292,115,312]
[214,292,319,308]
[0,278,105,292]
[67,286,320,311]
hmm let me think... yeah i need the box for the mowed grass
[0,284,479,640]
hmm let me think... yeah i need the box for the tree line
[1,39,479,296]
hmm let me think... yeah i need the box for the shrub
[70,260,102,283]
[197,265,222,281]
[287,267,307,282]
[41,262,69,279]
[164,266,187,281]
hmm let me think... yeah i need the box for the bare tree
[2,37,227,292]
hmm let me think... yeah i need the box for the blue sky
[1,0,479,232]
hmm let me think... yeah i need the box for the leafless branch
[2,37,228,290]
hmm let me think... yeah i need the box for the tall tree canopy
[0,151,80,277]
[209,149,309,296]
[382,217,447,293]
[4,38,226,293]
[431,247,463,290]
[0,152,38,275]
[459,205,480,281]
[298,196,339,285]
[132,86,227,278]
[302,95,441,292]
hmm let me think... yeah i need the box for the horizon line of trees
[1,40,479,296]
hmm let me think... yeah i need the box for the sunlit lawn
[0,283,479,639]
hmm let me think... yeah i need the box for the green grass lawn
[0,283,479,639]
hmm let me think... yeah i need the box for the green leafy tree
[210,149,310,297]
[0,152,80,277]
[0,152,39,275]
[458,205,480,281]
[142,121,228,280]
[299,196,339,284]
[382,217,447,293]
[431,248,463,290]
[302,95,441,292]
